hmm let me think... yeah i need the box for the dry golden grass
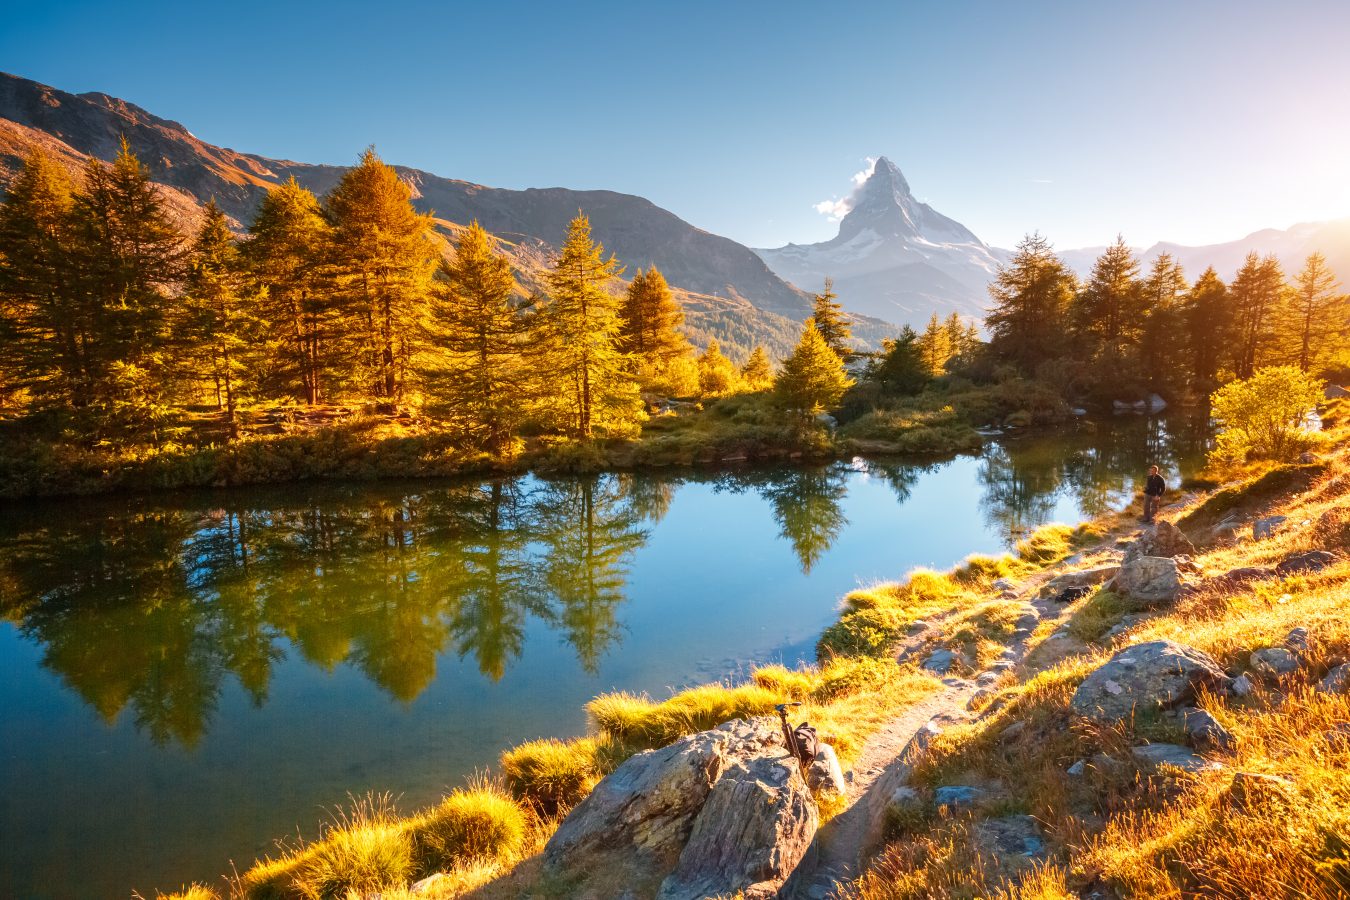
[847,426,1350,899]
[141,886,220,900]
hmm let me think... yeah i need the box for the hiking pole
[775,701,808,781]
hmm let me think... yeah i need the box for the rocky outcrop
[1071,640,1231,722]
[542,717,817,899]
[1127,522,1196,560]
[1112,556,1193,607]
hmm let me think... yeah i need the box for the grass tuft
[411,782,526,868]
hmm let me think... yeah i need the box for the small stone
[1230,674,1256,697]
[1276,550,1337,576]
[1224,771,1293,810]
[1253,516,1287,540]
[1067,759,1087,777]
[977,671,1000,686]
[1317,663,1350,694]
[967,688,993,710]
[922,649,957,674]
[1300,451,1318,464]
[807,744,848,801]
[1131,743,1223,774]
[999,720,1027,742]
[992,578,1018,591]
[1284,627,1311,654]
[411,873,452,895]
[1180,707,1236,751]
[908,619,931,634]
[933,785,985,810]
[1250,647,1299,677]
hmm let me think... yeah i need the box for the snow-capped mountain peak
[754,157,1004,327]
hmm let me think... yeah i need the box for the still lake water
[0,416,1207,899]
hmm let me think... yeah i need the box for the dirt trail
[791,581,1071,899]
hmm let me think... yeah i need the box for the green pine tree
[180,201,256,439]
[542,213,644,439]
[775,318,853,419]
[324,148,437,405]
[66,139,186,441]
[1229,252,1286,379]
[620,266,689,366]
[1139,253,1188,394]
[0,149,79,403]
[1286,252,1346,372]
[424,221,534,454]
[697,339,740,396]
[1070,236,1145,392]
[867,326,929,395]
[810,277,853,360]
[986,233,1076,374]
[1182,267,1233,394]
[740,345,774,391]
[918,311,953,375]
[244,177,333,404]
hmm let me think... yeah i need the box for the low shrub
[411,784,526,868]
[586,682,779,747]
[499,737,603,814]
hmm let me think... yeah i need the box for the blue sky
[5,0,1350,250]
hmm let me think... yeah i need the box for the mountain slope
[755,157,1006,327]
[0,71,875,355]
[1060,219,1350,283]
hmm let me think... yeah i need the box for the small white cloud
[851,156,879,188]
[815,157,881,221]
[813,197,851,221]
[1031,178,1053,184]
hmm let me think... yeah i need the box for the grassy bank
[0,378,1075,499]
[845,422,1350,897]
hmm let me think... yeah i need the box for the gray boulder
[1253,516,1287,540]
[1209,518,1246,544]
[1229,673,1256,697]
[1250,647,1299,677]
[1114,556,1193,607]
[659,753,817,900]
[543,717,816,900]
[806,743,846,801]
[1127,522,1196,560]
[1318,663,1350,694]
[1276,550,1337,576]
[1071,640,1231,721]
[1131,743,1223,774]
[1284,627,1311,654]
[922,649,958,675]
[933,785,985,811]
[1212,565,1278,588]
[1179,707,1235,751]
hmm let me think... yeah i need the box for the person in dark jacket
[1143,465,1166,523]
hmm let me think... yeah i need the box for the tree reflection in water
[0,415,1208,747]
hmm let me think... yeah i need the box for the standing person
[1143,465,1166,524]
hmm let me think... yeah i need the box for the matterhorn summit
[755,157,1006,327]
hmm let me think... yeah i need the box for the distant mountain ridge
[755,157,1008,328]
[0,71,897,359]
[1057,219,1350,285]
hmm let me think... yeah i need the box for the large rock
[659,753,817,900]
[1127,522,1196,560]
[1071,640,1231,722]
[1250,647,1299,677]
[542,718,816,899]
[1113,556,1193,607]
